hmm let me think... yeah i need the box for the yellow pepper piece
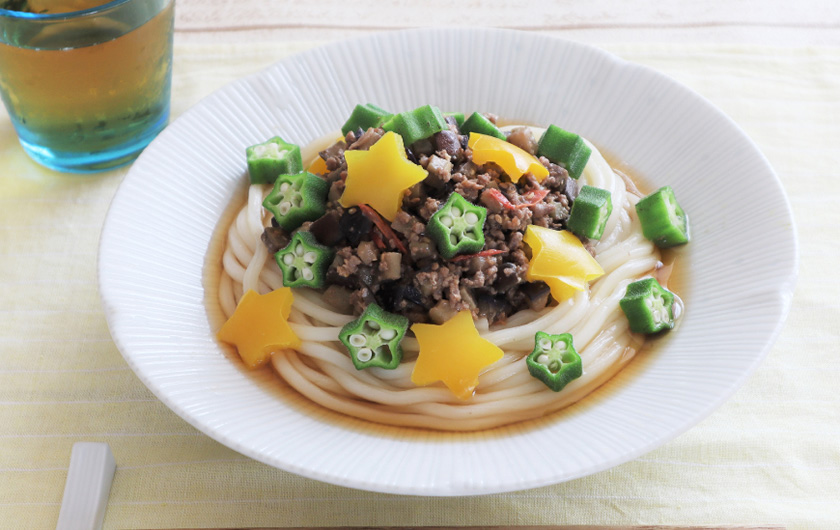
[306,156,328,175]
[216,288,300,369]
[339,131,428,221]
[410,310,504,400]
[468,132,549,183]
[305,135,343,175]
[523,225,604,302]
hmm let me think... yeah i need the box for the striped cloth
[0,42,837,529]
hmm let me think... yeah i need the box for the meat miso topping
[263,123,578,325]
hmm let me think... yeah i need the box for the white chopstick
[56,442,116,530]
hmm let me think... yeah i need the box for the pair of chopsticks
[53,445,785,530]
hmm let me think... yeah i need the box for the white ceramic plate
[98,28,798,496]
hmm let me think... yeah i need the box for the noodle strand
[217,139,659,430]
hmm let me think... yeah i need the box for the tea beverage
[0,0,174,172]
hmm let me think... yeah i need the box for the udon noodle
[217,129,660,431]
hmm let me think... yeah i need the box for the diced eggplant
[494,262,520,291]
[433,130,460,157]
[260,226,290,254]
[340,207,373,246]
[377,281,422,313]
[309,212,343,246]
[521,281,551,311]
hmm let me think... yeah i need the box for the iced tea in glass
[0,0,174,172]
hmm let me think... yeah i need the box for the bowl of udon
[98,28,797,495]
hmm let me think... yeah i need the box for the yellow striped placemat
[0,41,836,529]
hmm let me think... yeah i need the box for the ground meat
[349,286,376,314]
[348,128,383,151]
[356,240,379,265]
[262,116,580,325]
[334,247,362,278]
[483,112,499,124]
[453,177,485,202]
[379,252,402,281]
[417,196,442,221]
[391,211,423,239]
[261,224,289,254]
[425,155,453,187]
[506,127,538,155]
[409,237,437,261]
[327,179,345,203]
[320,141,346,171]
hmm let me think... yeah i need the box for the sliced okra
[275,231,333,289]
[567,185,613,240]
[246,136,303,185]
[426,192,488,259]
[460,112,506,140]
[536,125,592,180]
[635,186,689,248]
[619,277,675,334]
[340,103,392,136]
[338,303,409,370]
[381,105,448,146]
[263,172,329,231]
[526,331,583,392]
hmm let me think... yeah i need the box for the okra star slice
[275,231,333,289]
[339,303,409,370]
[381,105,448,146]
[635,186,689,248]
[427,192,488,259]
[263,172,329,231]
[460,112,506,140]
[536,125,592,180]
[567,185,613,240]
[246,136,303,184]
[526,332,583,392]
[619,277,675,334]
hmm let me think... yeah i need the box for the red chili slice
[486,188,516,210]
[359,204,408,254]
[486,188,549,210]
[370,230,387,250]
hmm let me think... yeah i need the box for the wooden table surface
[173,0,840,46]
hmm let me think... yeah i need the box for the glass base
[18,109,169,174]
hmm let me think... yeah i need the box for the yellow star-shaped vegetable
[339,131,428,221]
[305,135,344,175]
[306,156,328,175]
[410,310,504,400]
[523,225,604,302]
[216,288,300,369]
[468,132,549,183]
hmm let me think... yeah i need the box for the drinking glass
[0,0,174,172]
